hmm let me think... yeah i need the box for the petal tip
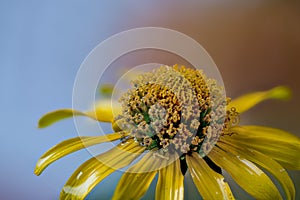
[269,86,292,101]
[34,166,41,176]
[37,120,47,129]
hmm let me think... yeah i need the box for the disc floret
[115,65,239,158]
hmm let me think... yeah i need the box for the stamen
[115,65,239,158]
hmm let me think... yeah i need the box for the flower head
[36,65,299,200]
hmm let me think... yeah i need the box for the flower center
[114,65,239,157]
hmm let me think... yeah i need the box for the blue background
[1,1,299,199]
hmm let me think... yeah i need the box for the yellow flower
[35,65,300,200]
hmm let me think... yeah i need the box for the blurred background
[0,0,299,199]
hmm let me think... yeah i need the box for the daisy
[35,65,300,200]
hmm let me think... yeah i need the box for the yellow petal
[98,84,115,97]
[38,109,95,128]
[218,141,295,200]
[34,132,128,176]
[112,120,122,132]
[228,86,291,113]
[87,100,122,123]
[60,139,145,200]
[209,147,282,200]
[112,152,159,200]
[38,100,122,128]
[155,156,184,200]
[225,126,300,169]
[186,152,234,200]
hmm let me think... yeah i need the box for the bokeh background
[1,1,299,199]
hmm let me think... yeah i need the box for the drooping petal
[38,100,121,128]
[60,139,145,200]
[112,152,159,200]
[38,109,94,128]
[228,86,291,113]
[186,152,234,200]
[155,156,184,200]
[225,126,300,169]
[209,147,282,200]
[218,141,295,200]
[34,132,128,175]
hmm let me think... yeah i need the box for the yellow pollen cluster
[115,65,238,157]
